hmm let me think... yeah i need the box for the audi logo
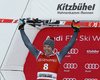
[85,63,99,69]
[68,48,79,54]
[63,63,78,69]
[63,78,76,80]
[84,78,98,80]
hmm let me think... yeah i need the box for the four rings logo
[68,48,79,54]
[85,63,99,69]
[84,78,98,80]
[63,63,78,69]
[63,78,76,80]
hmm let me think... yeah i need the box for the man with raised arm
[18,19,80,80]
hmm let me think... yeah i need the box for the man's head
[43,39,54,55]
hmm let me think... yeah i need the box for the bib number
[43,63,48,70]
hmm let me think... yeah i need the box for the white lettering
[38,58,57,62]
[54,35,63,41]
[46,35,63,41]
[46,36,50,39]
[92,36,100,41]
[79,35,90,41]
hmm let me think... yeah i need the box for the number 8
[43,63,48,70]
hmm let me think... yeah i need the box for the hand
[18,19,25,30]
[71,20,80,32]
[73,20,80,23]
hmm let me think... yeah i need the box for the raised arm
[18,19,40,59]
[57,23,80,63]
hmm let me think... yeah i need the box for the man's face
[43,44,53,56]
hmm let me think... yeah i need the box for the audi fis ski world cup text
[57,3,95,14]
[46,35,100,42]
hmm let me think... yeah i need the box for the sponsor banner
[86,50,99,54]
[24,28,100,80]
[84,78,98,80]
[63,78,98,80]
[63,63,78,69]
[31,0,100,20]
[63,78,77,80]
